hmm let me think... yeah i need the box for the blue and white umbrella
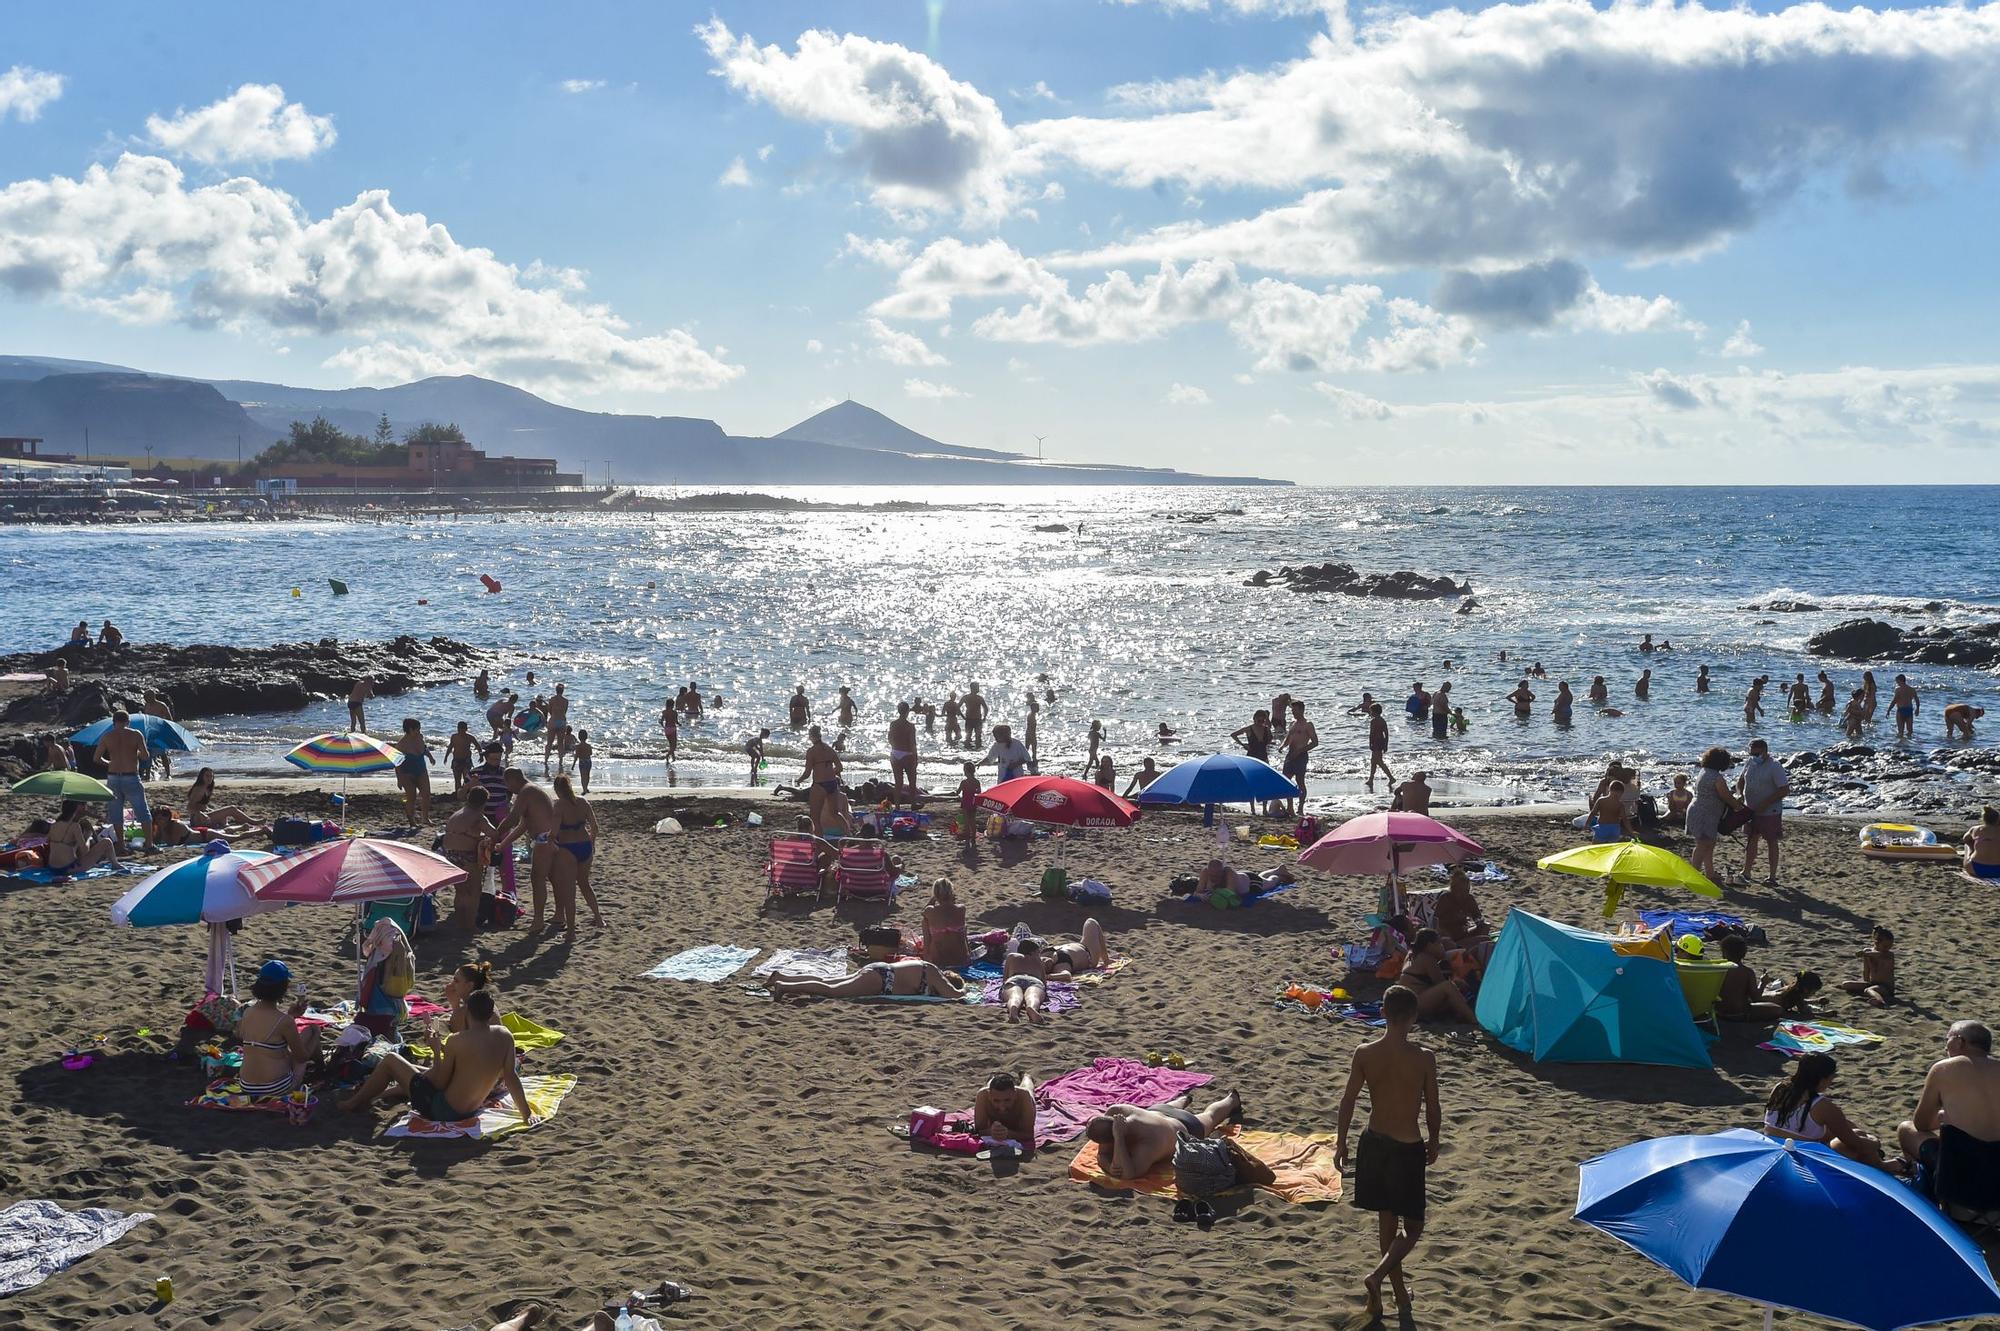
[1136,752,1300,826]
[111,845,283,998]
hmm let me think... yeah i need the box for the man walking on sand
[1337,985,1440,1320]
[348,676,374,733]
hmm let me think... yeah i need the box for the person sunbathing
[44,800,112,875]
[236,960,315,1098]
[973,1071,1038,1149]
[1046,918,1111,974]
[1433,868,1494,971]
[1083,1090,1245,1179]
[921,878,969,968]
[764,958,966,1001]
[150,807,198,848]
[1717,935,1822,1022]
[339,990,536,1125]
[1398,931,1478,1024]
[185,768,254,830]
[1002,937,1055,1023]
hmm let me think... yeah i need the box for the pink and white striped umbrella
[1297,811,1483,877]
[240,837,465,905]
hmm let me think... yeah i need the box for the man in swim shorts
[1280,700,1317,816]
[491,769,560,936]
[1944,703,1984,742]
[1083,1089,1246,1180]
[347,676,373,733]
[1890,674,1920,740]
[1337,985,1439,1320]
[963,683,988,747]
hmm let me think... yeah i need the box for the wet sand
[2,785,1994,1330]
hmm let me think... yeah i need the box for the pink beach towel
[943,1057,1215,1150]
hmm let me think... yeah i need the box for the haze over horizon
[3,1,1999,483]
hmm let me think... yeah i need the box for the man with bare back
[1337,985,1441,1320]
[1082,1089,1247,1179]
[492,769,569,938]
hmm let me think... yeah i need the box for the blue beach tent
[1476,910,1711,1069]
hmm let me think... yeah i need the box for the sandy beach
[4,781,1995,1331]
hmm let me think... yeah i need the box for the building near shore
[256,437,581,489]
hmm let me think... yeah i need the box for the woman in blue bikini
[550,775,604,929]
[1964,806,2000,881]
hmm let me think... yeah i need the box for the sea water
[5,485,1995,812]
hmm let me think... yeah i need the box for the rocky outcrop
[0,636,484,733]
[1806,618,2000,668]
[1743,599,1822,612]
[1247,562,1471,600]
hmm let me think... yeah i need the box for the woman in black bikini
[764,958,966,1001]
[1046,918,1111,974]
[1003,938,1054,1024]
[237,959,315,1098]
[44,801,112,875]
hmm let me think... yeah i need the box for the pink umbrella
[1298,812,1483,913]
[239,838,465,905]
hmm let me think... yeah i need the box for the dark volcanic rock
[1247,561,1470,600]
[1744,599,1822,612]
[1806,617,2000,667]
[0,636,483,735]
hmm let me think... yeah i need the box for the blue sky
[3,0,1998,481]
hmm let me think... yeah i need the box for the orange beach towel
[1068,1126,1343,1204]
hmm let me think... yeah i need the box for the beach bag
[1039,866,1070,901]
[860,925,903,952]
[1209,887,1241,910]
[379,938,416,999]
[908,1106,947,1140]
[1069,879,1111,907]
[271,816,315,846]
[1295,816,1323,846]
[1719,807,1754,835]
[478,892,519,927]
[1172,1137,1241,1197]
[1169,873,1201,896]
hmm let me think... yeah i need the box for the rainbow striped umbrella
[284,732,400,775]
[239,837,464,905]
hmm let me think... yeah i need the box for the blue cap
[257,959,292,986]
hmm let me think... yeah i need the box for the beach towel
[978,979,1082,1016]
[1638,909,1746,938]
[1427,862,1511,883]
[1067,1127,1344,1204]
[643,945,761,982]
[960,1057,1214,1149]
[5,862,151,884]
[402,994,449,1021]
[1275,990,1386,1027]
[296,999,358,1031]
[383,1072,577,1141]
[751,948,852,981]
[0,1200,153,1296]
[188,1077,318,1121]
[959,959,1005,982]
[1068,956,1132,986]
[1759,1020,1887,1058]
[499,1012,565,1050]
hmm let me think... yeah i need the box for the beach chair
[1935,1126,2000,1233]
[765,835,824,902]
[835,841,893,906]
[362,896,423,941]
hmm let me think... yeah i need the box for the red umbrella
[977,775,1141,829]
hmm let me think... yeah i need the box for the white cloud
[0,152,742,396]
[1015,80,1063,103]
[1165,381,1212,406]
[756,143,774,161]
[560,78,607,94]
[1105,0,1338,15]
[868,237,1064,320]
[805,338,824,353]
[842,232,915,268]
[1721,320,1766,358]
[904,377,967,399]
[1313,382,1396,419]
[0,66,63,123]
[718,155,754,187]
[698,19,1023,223]
[145,83,336,167]
[1267,410,1293,426]
[865,316,947,366]
[1637,369,1711,411]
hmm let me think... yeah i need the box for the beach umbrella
[239,837,462,906]
[1136,752,1300,827]
[1538,841,1719,918]
[1299,811,1482,914]
[1576,1128,2000,1330]
[978,775,1141,829]
[283,731,399,817]
[72,714,198,753]
[8,770,113,801]
[112,844,282,999]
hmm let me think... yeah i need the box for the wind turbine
[1034,433,1047,462]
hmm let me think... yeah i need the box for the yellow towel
[500,1012,565,1050]
[385,1073,577,1141]
[1068,1126,1343,1204]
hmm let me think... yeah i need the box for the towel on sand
[1068,956,1132,985]
[188,1078,318,1120]
[1638,909,1746,937]
[1068,1127,1344,1204]
[410,1012,566,1061]
[384,1073,577,1140]
[752,948,852,981]
[402,994,449,1020]
[1427,861,1510,883]
[644,945,760,981]
[978,979,1081,1015]
[1759,1020,1886,1058]
[6,862,150,884]
[0,1200,153,1295]
[946,1057,1213,1149]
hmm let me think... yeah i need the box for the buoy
[328,579,349,595]
[479,574,502,593]
[417,598,428,605]
[291,587,301,598]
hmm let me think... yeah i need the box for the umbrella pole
[1203,802,1215,828]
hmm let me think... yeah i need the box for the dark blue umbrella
[1136,753,1299,826]
[1577,1128,2000,1330]
[72,714,198,753]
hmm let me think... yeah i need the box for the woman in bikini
[185,768,253,829]
[236,959,315,1098]
[1963,805,2000,881]
[1046,918,1111,975]
[432,960,493,1041]
[550,775,604,929]
[44,801,112,874]
[1002,937,1054,1024]
[764,958,966,1001]
[921,878,969,968]
[396,718,434,823]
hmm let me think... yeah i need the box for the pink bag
[908,1106,947,1140]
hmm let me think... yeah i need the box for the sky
[2,0,1999,483]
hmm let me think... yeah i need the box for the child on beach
[1666,774,1692,825]
[957,761,981,838]
[747,729,770,785]
[573,729,592,795]
[447,722,475,794]
[1839,926,1896,1007]
[660,701,679,762]
[1450,707,1468,735]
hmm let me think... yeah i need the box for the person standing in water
[963,683,988,747]
[1337,985,1441,1322]
[1429,683,1451,740]
[836,685,857,730]
[1744,676,1766,725]
[1861,670,1879,721]
[1816,671,1836,714]
[1365,702,1394,795]
[1552,681,1574,727]
[1023,694,1040,767]
[1696,665,1711,694]
[1635,669,1651,701]
[660,700,679,763]
[1890,674,1920,740]
[1505,679,1535,718]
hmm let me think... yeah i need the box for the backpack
[271,816,315,846]
[1171,1137,1241,1197]
[1038,866,1070,901]
[379,937,415,999]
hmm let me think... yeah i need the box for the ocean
[6,485,1997,813]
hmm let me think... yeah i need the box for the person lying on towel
[1084,1090,1260,1180]
[339,990,537,1126]
[763,958,967,1002]
[974,1072,1037,1147]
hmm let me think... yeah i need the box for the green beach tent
[1475,909,1712,1069]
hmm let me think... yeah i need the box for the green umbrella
[9,770,114,800]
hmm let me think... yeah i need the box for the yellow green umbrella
[9,770,113,800]
[1537,841,1719,918]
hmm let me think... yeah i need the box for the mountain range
[0,355,1285,486]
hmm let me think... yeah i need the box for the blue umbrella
[110,845,282,927]
[1136,752,1300,826]
[1576,1128,2000,1330]
[72,714,198,753]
